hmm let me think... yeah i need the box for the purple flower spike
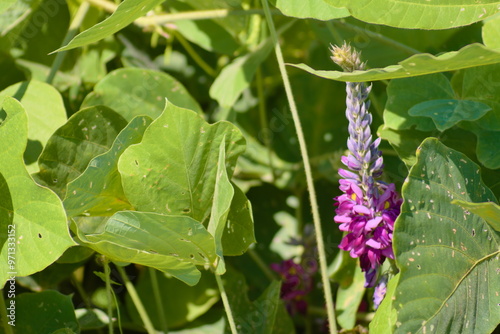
[331,43,402,288]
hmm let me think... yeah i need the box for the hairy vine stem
[260,1,338,333]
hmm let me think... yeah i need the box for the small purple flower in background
[271,258,318,315]
[331,43,402,290]
[373,274,388,309]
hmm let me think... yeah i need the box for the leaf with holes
[0,97,76,287]
[393,138,500,334]
[76,211,217,285]
[64,115,152,217]
[117,100,245,223]
[323,0,500,29]
[53,0,165,53]
[81,68,202,121]
[34,106,128,198]
[289,44,500,82]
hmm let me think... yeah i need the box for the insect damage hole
[38,233,42,238]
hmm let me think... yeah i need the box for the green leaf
[271,0,349,21]
[0,0,16,14]
[452,200,500,232]
[81,211,217,266]
[208,139,234,274]
[53,0,165,52]
[125,269,219,329]
[75,308,109,330]
[34,106,128,198]
[118,100,245,223]
[323,0,500,29]
[336,264,366,330]
[0,97,75,286]
[16,291,79,334]
[408,99,491,131]
[223,267,293,334]
[482,14,500,49]
[222,182,256,256]
[0,80,67,173]
[81,68,202,121]
[288,44,500,82]
[370,274,399,334]
[64,115,153,217]
[209,36,274,108]
[393,138,500,334]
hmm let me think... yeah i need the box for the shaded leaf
[408,99,491,131]
[0,97,75,286]
[16,291,79,334]
[0,80,67,173]
[81,68,202,121]
[64,115,153,217]
[289,44,500,82]
[393,138,500,334]
[452,200,500,232]
[222,182,256,256]
[336,264,366,330]
[271,0,349,21]
[118,100,245,223]
[126,269,219,329]
[323,0,500,29]
[35,106,128,198]
[54,0,165,52]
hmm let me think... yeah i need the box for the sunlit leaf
[118,100,245,223]
[0,80,67,173]
[323,0,500,29]
[370,274,399,334]
[64,115,153,217]
[393,138,500,334]
[0,97,75,287]
[482,14,500,49]
[289,44,500,82]
[53,0,165,52]
[81,68,202,121]
[336,264,365,329]
[452,200,500,232]
[0,0,16,14]
[271,0,349,21]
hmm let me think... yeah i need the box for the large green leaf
[75,211,216,285]
[393,138,500,334]
[482,14,500,49]
[370,274,399,334]
[81,68,202,121]
[452,200,500,232]
[64,115,153,217]
[0,80,67,173]
[125,269,219,329]
[271,0,349,21]
[34,106,128,198]
[323,0,500,29]
[16,291,79,334]
[53,0,165,52]
[408,99,491,132]
[118,100,245,223]
[289,44,500,82]
[0,97,75,287]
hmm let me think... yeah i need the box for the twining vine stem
[260,1,338,333]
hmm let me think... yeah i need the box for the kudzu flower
[271,258,317,315]
[331,43,402,288]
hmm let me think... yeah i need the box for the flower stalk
[332,43,402,289]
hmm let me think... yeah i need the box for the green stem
[260,1,338,333]
[116,266,156,334]
[0,290,14,334]
[171,30,216,77]
[215,274,238,334]
[71,271,93,309]
[247,248,276,281]
[103,259,114,334]
[148,267,168,333]
[46,1,90,84]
